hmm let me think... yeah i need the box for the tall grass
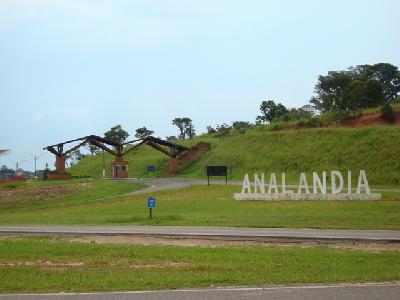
[69,126,400,185]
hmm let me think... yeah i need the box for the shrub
[320,110,352,121]
[296,118,319,128]
[42,168,50,180]
[268,122,285,131]
[215,124,231,139]
[4,183,20,189]
[381,103,396,123]
[72,175,91,178]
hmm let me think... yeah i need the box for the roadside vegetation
[0,237,399,293]
[66,63,400,183]
[0,179,144,211]
[1,185,399,229]
[70,125,400,186]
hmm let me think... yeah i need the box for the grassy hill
[69,126,400,186]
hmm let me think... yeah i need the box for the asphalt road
[1,225,399,242]
[2,178,399,242]
[123,178,400,194]
[1,283,399,300]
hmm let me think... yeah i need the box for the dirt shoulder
[2,234,396,252]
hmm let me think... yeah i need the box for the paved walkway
[1,225,399,242]
[1,283,399,300]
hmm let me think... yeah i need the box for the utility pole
[25,152,44,177]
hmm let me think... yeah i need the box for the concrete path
[1,225,399,242]
[119,178,400,195]
[1,283,399,300]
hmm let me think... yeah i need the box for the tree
[345,79,385,110]
[206,126,216,134]
[104,124,130,144]
[280,106,314,122]
[172,118,195,140]
[135,127,154,139]
[166,136,177,142]
[68,149,85,166]
[172,118,187,140]
[232,121,252,133]
[381,103,396,123]
[215,123,231,139]
[300,104,316,116]
[256,100,288,123]
[0,165,15,177]
[185,122,196,140]
[232,121,251,130]
[349,63,400,101]
[86,144,100,156]
[311,64,400,113]
[310,71,353,113]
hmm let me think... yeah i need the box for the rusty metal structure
[0,149,10,156]
[43,135,190,179]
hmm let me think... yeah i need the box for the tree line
[207,62,400,137]
[69,62,399,163]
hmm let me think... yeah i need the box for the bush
[268,122,285,131]
[4,183,20,189]
[72,175,91,178]
[42,168,50,180]
[381,103,396,123]
[296,118,319,128]
[320,109,352,121]
[215,124,231,139]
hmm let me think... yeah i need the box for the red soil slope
[339,109,400,127]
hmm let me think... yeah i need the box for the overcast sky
[1,0,399,171]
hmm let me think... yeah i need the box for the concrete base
[55,156,67,173]
[234,192,381,201]
[111,157,129,179]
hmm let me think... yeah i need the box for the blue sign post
[148,196,156,219]
[147,165,156,176]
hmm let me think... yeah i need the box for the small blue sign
[148,197,156,208]
[147,165,156,172]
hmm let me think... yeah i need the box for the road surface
[122,178,400,195]
[1,225,399,242]
[1,283,399,300]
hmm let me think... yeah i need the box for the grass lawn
[0,237,399,293]
[1,185,399,229]
[0,179,145,211]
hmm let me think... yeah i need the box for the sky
[0,0,399,171]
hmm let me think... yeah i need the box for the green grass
[0,179,144,211]
[1,185,399,229]
[69,126,400,186]
[0,237,399,293]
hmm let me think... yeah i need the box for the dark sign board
[207,166,228,185]
[207,166,227,176]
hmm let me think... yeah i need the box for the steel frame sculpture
[43,135,189,179]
